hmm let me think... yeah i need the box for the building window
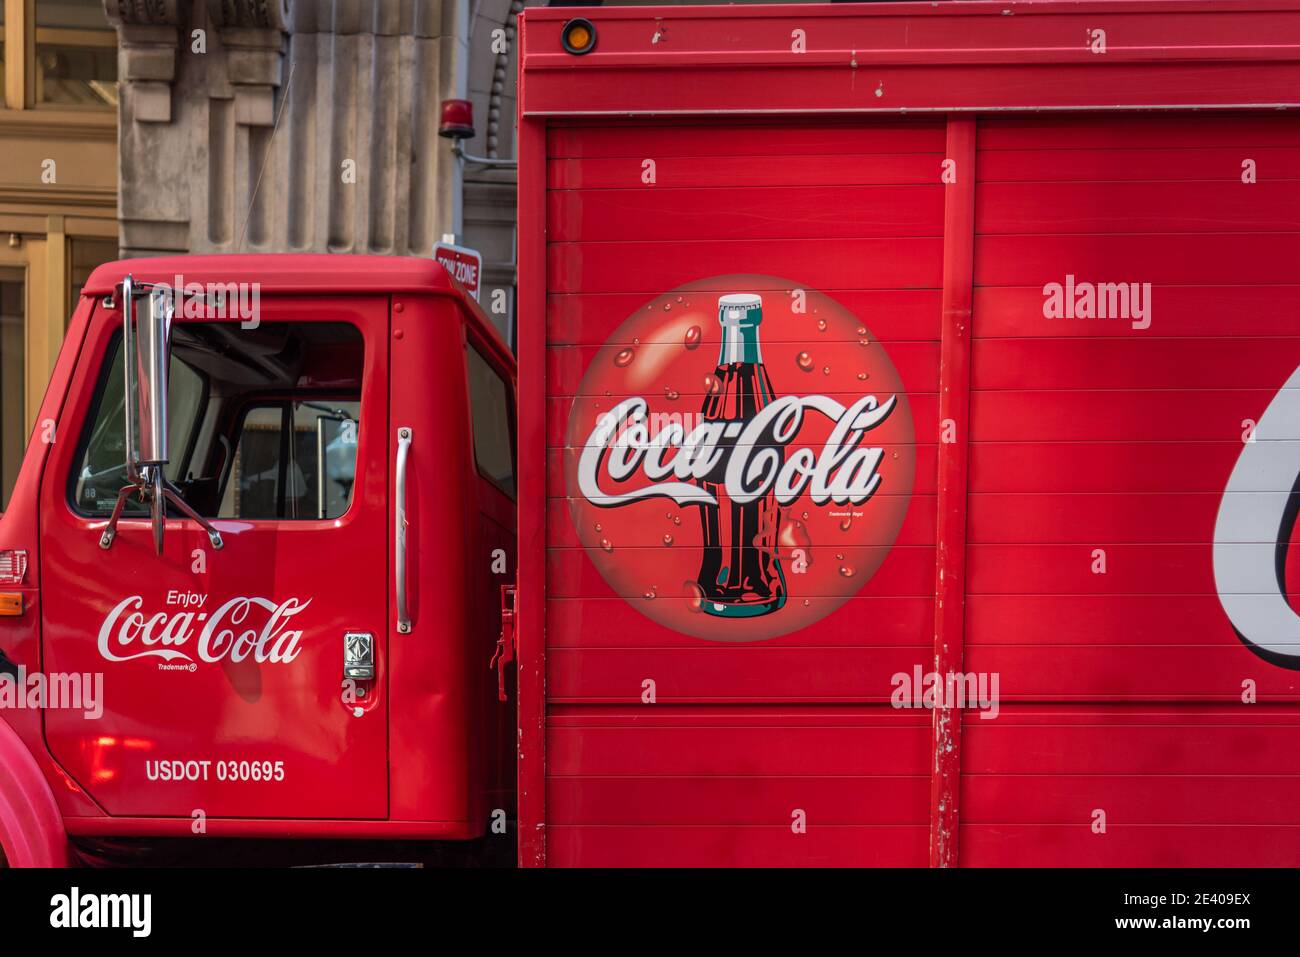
[69,238,118,315]
[36,0,117,108]
[0,4,7,105]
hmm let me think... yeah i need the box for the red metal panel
[516,111,550,867]
[548,289,941,345]
[960,109,1300,860]
[547,707,929,866]
[522,2,1300,868]
[961,707,1300,865]
[548,238,943,293]
[521,3,1300,116]
[928,116,976,868]
[538,116,942,864]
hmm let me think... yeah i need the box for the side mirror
[124,276,172,476]
[100,276,222,555]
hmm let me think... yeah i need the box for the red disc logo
[564,275,915,642]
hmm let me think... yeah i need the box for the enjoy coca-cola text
[97,596,311,665]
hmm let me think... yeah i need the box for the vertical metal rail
[929,114,977,868]
[515,109,548,869]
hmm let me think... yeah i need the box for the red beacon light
[438,99,475,140]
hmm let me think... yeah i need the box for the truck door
[39,294,390,820]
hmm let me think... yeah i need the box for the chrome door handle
[396,427,413,633]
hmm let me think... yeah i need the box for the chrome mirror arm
[98,481,145,549]
[102,274,225,554]
[157,478,224,552]
[98,470,224,553]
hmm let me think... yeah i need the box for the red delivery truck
[515,0,1300,867]
[3,0,1300,872]
[0,256,517,867]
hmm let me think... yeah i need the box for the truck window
[217,400,360,520]
[466,344,515,499]
[71,330,206,513]
[70,321,364,521]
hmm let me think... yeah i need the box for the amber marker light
[562,18,596,56]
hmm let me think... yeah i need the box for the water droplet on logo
[614,348,635,368]
[665,387,679,400]
[684,581,704,612]
[663,534,673,546]
[600,538,614,553]
[796,352,814,372]
[839,565,856,578]
[778,519,813,565]
[817,319,827,332]
[684,326,701,350]
[822,366,830,375]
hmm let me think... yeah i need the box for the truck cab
[0,255,516,866]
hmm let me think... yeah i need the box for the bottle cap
[717,293,763,325]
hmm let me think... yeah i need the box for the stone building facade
[106,0,524,340]
[0,0,119,506]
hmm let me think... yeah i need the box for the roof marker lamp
[562,19,596,56]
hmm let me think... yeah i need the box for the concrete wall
[108,0,480,285]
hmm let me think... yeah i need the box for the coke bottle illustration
[696,294,788,618]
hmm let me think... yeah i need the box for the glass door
[0,267,24,509]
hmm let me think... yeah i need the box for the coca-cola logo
[563,275,916,642]
[97,595,310,666]
[579,395,897,508]
[1215,360,1300,668]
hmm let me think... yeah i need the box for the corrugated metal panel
[962,112,1300,864]
[542,119,943,865]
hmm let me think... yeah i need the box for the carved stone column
[108,0,466,265]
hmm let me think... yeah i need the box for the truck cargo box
[516,1,1300,866]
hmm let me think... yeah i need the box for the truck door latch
[344,631,375,681]
[491,584,516,703]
